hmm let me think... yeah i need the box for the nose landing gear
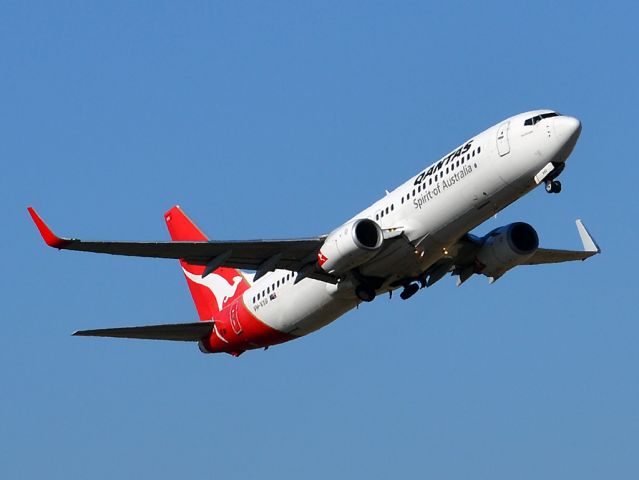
[545,180,562,194]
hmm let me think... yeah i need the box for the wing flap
[73,321,215,341]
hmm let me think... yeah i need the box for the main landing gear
[354,271,424,303]
[356,282,421,302]
[355,284,376,302]
[353,270,385,303]
[545,180,562,194]
[399,282,419,300]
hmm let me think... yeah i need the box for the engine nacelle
[318,219,383,274]
[476,222,539,279]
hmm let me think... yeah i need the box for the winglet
[27,207,71,248]
[575,219,600,253]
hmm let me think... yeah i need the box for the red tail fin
[164,206,250,320]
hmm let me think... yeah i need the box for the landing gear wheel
[355,285,376,302]
[552,180,562,193]
[545,180,562,194]
[400,282,420,300]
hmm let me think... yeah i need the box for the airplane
[28,109,600,357]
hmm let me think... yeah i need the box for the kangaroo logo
[182,269,243,311]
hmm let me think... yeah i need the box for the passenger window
[391,204,394,211]
[429,178,432,185]
[477,146,481,154]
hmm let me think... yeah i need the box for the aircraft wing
[522,219,600,265]
[73,321,214,341]
[28,207,325,275]
[423,219,600,287]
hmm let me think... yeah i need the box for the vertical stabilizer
[164,206,250,320]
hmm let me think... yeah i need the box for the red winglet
[27,207,71,248]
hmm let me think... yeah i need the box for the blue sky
[2,1,638,478]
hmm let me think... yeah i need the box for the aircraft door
[230,302,242,334]
[496,121,510,156]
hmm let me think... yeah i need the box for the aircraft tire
[355,285,376,302]
[553,180,562,193]
[545,181,553,193]
[545,180,562,194]
[400,282,420,300]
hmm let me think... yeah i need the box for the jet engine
[476,222,539,279]
[318,219,383,274]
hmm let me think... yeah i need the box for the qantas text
[413,140,473,186]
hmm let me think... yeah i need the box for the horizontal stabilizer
[73,321,214,341]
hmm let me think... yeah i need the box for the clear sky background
[2,1,638,478]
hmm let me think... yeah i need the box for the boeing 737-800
[29,109,600,356]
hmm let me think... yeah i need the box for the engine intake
[318,219,383,274]
[476,222,539,279]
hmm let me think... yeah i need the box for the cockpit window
[524,112,559,126]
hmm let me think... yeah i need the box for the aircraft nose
[555,115,582,144]
[552,115,582,162]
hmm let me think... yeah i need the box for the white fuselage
[241,110,581,337]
